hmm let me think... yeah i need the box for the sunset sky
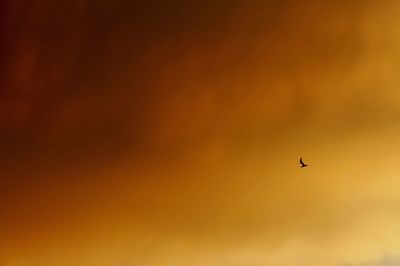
[2,1,400,265]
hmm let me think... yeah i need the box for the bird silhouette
[300,157,308,168]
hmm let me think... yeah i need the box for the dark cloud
[0,0,371,166]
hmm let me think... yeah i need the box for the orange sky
[2,1,400,265]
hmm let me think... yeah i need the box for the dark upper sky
[0,1,374,170]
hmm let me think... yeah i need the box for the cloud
[344,254,400,266]
[3,1,400,266]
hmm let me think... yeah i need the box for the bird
[300,157,308,168]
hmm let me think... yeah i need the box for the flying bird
[300,157,308,168]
